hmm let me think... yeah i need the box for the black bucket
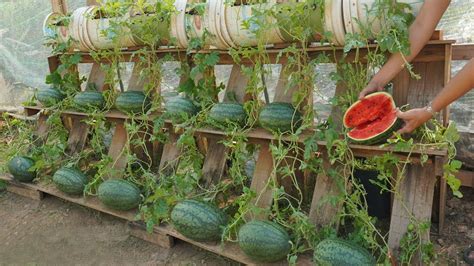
[354,169,391,219]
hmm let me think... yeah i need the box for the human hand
[396,108,433,134]
[358,81,385,100]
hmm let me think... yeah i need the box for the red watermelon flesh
[343,92,399,144]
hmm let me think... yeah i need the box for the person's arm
[359,0,451,99]
[397,59,474,133]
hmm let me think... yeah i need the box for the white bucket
[43,12,71,46]
[85,6,138,50]
[70,7,92,51]
[170,0,188,48]
[206,0,230,49]
[346,0,423,38]
[225,3,286,48]
[323,0,345,46]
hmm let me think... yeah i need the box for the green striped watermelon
[52,167,88,195]
[7,156,36,182]
[209,102,247,126]
[73,91,105,111]
[164,96,199,122]
[313,238,376,265]
[115,91,151,114]
[37,87,65,107]
[238,220,291,262]
[170,200,228,242]
[98,179,141,211]
[259,102,302,133]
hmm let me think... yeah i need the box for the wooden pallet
[0,174,312,265]
[13,2,455,264]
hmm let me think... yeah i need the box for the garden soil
[0,187,472,265]
[0,191,237,266]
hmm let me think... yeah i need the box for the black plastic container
[354,169,391,219]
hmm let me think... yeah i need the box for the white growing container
[43,12,72,47]
[86,6,138,50]
[224,3,287,48]
[170,0,189,48]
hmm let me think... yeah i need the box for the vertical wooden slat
[388,163,437,261]
[50,0,67,14]
[202,64,250,186]
[309,154,343,228]
[107,122,129,175]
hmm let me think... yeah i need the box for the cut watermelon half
[343,92,400,145]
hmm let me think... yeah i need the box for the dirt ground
[0,186,472,265]
[0,191,236,266]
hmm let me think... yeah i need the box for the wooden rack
[1,1,458,265]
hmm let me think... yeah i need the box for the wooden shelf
[53,40,455,65]
[24,106,448,160]
[0,174,312,266]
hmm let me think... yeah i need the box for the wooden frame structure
[2,0,468,265]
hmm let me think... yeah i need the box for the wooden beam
[452,44,474,60]
[459,170,474,188]
[50,0,67,14]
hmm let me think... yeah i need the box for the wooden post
[388,163,437,262]
[50,0,67,14]
[309,154,344,228]
[202,64,250,186]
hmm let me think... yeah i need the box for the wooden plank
[274,64,298,102]
[50,0,67,14]
[153,224,313,266]
[128,63,148,92]
[202,64,249,185]
[47,55,60,73]
[452,44,474,60]
[66,117,90,155]
[202,138,228,186]
[86,0,99,5]
[248,142,274,219]
[108,122,128,174]
[459,170,474,188]
[87,63,109,92]
[128,222,174,249]
[0,176,44,201]
[308,155,343,228]
[37,113,49,140]
[388,164,437,261]
[159,131,181,176]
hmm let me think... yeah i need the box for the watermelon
[313,238,376,266]
[238,220,291,262]
[73,91,105,111]
[164,96,199,122]
[97,179,141,211]
[52,167,88,195]
[343,92,401,145]
[259,102,302,133]
[7,156,36,182]
[37,87,65,107]
[115,91,151,114]
[209,102,247,126]
[171,200,228,242]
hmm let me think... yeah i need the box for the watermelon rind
[259,102,302,133]
[171,200,228,242]
[7,156,36,182]
[52,167,88,195]
[115,91,151,114]
[98,179,141,211]
[73,91,105,112]
[313,238,376,266]
[37,87,65,107]
[343,92,400,145]
[238,220,291,262]
[209,102,247,126]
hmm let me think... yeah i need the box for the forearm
[431,59,474,112]
[370,1,450,87]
